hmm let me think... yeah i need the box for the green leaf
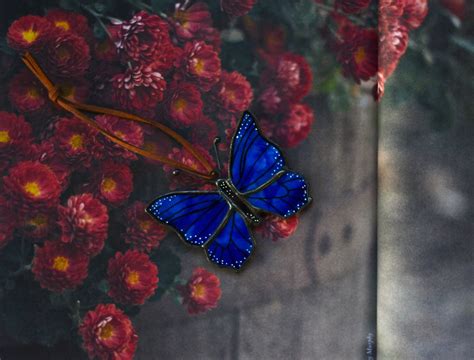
[451,36,474,54]
[149,246,181,301]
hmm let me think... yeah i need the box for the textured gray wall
[134,93,378,360]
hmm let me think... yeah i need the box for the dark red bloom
[52,117,99,168]
[164,144,216,190]
[378,21,409,79]
[0,111,32,158]
[7,15,53,52]
[96,161,133,206]
[256,215,299,241]
[58,194,109,257]
[94,38,118,62]
[3,161,61,213]
[221,0,257,17]
[336,27,379,83]
[212,71,253,114]
[124,201,167,252]
[190,115,219,149]
[172,2,213,41]
[79,304,138,360]
[107,250,159,305]
[111,64,166,113]
[274,103,314,148]
[261,24,287,54]
[44,31,90,78]
[178,40,222,91]
[56,78,90,104]
[440,0,466,20]
[18,210,57,240]
[32,240,89,292]
[113,11,173,67]
[401,0,428,30]
[263,52,313,103]
[95,115,144,161]
[258,85,285,115]
[179,267,221,315]
[166,81,203,127]
[8,70,50,115]
[45,9,91,38]
[0,196,15,249]
[336,0,371,14]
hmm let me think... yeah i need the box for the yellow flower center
[354,46,366,65]
[52,256,70,271]
[173,98,187,111]
[126,271,140,285]
[101,178,116,193]
[22,28,39,43]
[24,181,42,197]
[69,134,83,150]
[0,130,10,143]
[57,46,70,60]
[99,323,115,340]
[192,283,206,299]
[27,87,39,99]
[193,58,205,74]
[139,220,152,231]
[55,20,70,31]
[28,214,48,227]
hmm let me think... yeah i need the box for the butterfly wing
[229,111,285,193]
[244,171,311,218]
[146,192,230,246]
[205,210,254,270]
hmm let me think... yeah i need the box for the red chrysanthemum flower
[79,304,138,360]
[378,20,408,81]
[212,71,253,114]
[256,215,299,241]
[0,111,32,159]
[221,0,257,17]
[3,161,61,213]
[124,201,167,252]
[96,161,133,206]
[43,31,90,78]
[166,81,203,127]
[95,115,144,161]
[258,84,285,115]
[30,140,72,190]
[8,70,50,116]
[0,196,15,249]
[52,117,99,168]
[172,2,214,41]
[401,0,428,30]
[18,209,57,239]
[190,115,219,149]
[45,9,92,38]
[178,267,221,315]
[7,15,53,52]
[336,27,378,83]
[164,144,216,190]
[178,40,222,91]
[58,194,109,257]
[111,64,166,113]
[274,103,314,148]
[262,52,313,103]
[113,11,173,67]
[32,240,89,292]
[107,250,159,305]
[336,0,371,14]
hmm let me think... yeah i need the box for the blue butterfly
[146,111,311,270]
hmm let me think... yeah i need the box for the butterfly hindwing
[146,192,230,246]
[230,112,285,193]
[205,210,254,270]
[245,171,311,218]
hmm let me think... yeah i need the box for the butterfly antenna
[213,137,222,171]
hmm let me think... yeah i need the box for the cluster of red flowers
[328,0,428,100]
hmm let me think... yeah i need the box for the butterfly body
[146,112,311,270]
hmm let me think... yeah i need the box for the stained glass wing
[146,192,230,246]
[230,111,285,193]
[205,210,254,270]
[245,171,310,218]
